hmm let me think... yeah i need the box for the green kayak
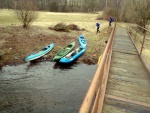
[53,41,75,61]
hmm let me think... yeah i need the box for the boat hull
[25,43,54,61]
[59,47,86,64]
[78,35,87,48]
[53,42,75,61]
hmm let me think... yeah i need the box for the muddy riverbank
[0,26,111,67]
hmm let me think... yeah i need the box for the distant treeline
[0,0,117,12]
[1,0,150,28]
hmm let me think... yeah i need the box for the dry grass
[0,9,112,66]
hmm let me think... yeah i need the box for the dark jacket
[96,23,100,28]
[110,17,113,22]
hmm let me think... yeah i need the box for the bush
[103,7,118,21]
[96,15,104,20]
[53,23,69,32]
[68,24,80,30]
[0,50,2,58]
[15,0,38,28]
[51,23,84,32]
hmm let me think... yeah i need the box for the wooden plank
[113,49,138,55]
[102,95,150,113]
[105,94,150,108]
[102,27,150,113]
[109,66,149,78]
[112,52,138,59]
[113,40,133,44]
[107,78,150,94]
[113,47,137,52]
[113,44,135,49]
[111,57,143,66]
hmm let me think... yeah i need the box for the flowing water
[0,61,97,113]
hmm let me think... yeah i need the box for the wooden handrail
[127,21,150,74]
[78,23,116,113]
[128,20,150,33]
[127,20,150,56]
[129,20,150,33]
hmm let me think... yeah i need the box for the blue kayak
[25,43,54,61]
[78,35,87,48]
[59,47,86,64]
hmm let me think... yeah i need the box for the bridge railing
[78,23,116,113]
[127,22,150,73]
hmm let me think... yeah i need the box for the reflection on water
[53,62,76,70]
[0,61,96,113]
[0,67,2,73]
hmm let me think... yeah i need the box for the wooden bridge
[79,23,150,113]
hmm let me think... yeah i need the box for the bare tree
[120,0,150,28]
[132,0,150,28]
[15,0,38,28]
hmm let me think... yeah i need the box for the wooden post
[140,31,147,56]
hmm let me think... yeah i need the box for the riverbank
[0,25,111,67]
[0,10,112,67]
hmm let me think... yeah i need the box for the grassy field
[0,9,112,66]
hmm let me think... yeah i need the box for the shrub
[15,0,38,28]
[0,50,2,58]
[68,24,80,30]
[96,15,104,20]
[53,23,69,32]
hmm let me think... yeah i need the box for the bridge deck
[102,27,150,113]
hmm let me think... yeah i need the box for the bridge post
[140,31,147,56]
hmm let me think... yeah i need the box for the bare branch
[15,0,38,28]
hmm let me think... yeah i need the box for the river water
[0,61,97,113]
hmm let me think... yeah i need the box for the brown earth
[0,26,111,67]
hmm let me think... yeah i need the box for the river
[0,61,97,113]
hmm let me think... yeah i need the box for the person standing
[96,22,100,33]
[109,16,113,26]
